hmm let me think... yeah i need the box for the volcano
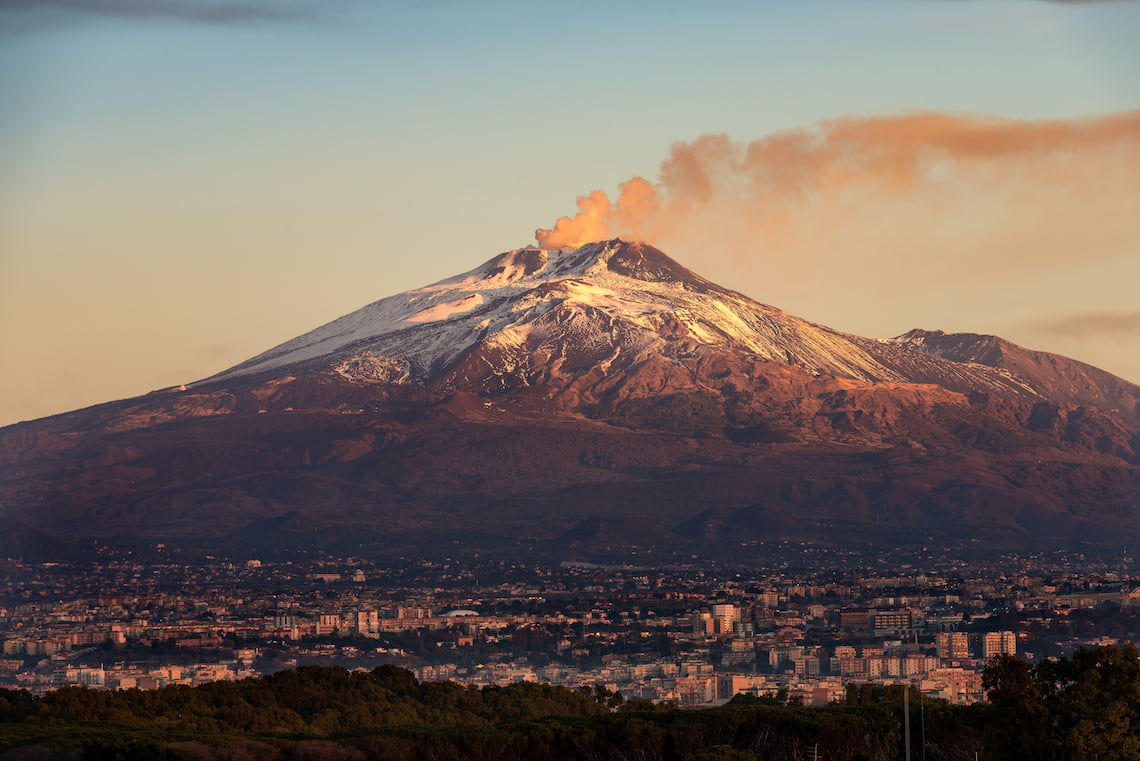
[3,240,1139,562]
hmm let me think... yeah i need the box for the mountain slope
[2,240,1138,561]
[210,241,919,390]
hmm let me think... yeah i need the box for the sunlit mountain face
[3,240,1139,563]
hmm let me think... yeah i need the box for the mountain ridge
[199,240,1140,419]
[2,239,1138,561]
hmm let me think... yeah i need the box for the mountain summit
[3,240,1139,561]
[210,240,723,384]
[209,239,875,388]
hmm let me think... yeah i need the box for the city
[4,546,1137,707]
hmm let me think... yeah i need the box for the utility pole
[903,687,911,760]
[920,689,926,761]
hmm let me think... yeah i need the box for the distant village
[3,547,1138,706]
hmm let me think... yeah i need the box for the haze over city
[2,0,1139,427]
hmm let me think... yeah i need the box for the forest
[0,644,1136,760]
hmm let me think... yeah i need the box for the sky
[1,0,1138,427]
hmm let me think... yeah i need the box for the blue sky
[1,0,1138,425]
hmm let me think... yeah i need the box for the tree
[981,654,1054,759]
[983,643,1140,761]
[688,745,757,761]
[1049,643,1140,760]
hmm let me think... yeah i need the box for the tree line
[0,643,1136,760]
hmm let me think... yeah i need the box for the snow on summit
[206,240,907,387]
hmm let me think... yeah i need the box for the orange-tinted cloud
[1024,311,1140,340]
[534,110,1140,260]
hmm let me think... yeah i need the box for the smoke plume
[534,111,1140,262]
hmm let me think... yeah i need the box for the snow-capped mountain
[210,240,901,386]
[208,240,1136,413]
[2,240,1138,562]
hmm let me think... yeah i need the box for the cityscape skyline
[4,547,1135,705]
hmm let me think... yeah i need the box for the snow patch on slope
[406,293,484,323]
